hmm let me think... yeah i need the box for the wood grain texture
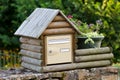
[53,15,66,21]
[72,35,77,50]
[75,53,114,62]
[14,8,59,38]
[45,34,73,65]
[48,21,70,28]
[22,56,42,66]
[20,49,42,59]
[21,62,42,72]
[75,47,112,56]
[59,11,82,34]
[72,34,75,62]
[20,37,42,46]
[14,8,81,38]
[43,28,75,35]
[20,44,42,53]
[42,60,111,72]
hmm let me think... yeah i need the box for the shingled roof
[14,8,80,38]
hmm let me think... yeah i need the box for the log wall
[20,35,114,73]
[74,47,113,65]
[41,47,113,72]
[20,46,113,73]
[44,14,75,35]
[20,36,44,69]
[42,60,111,72]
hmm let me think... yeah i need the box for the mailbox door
[45,34,73,65]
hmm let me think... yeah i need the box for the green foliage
[0,0,120,63]
[0,50,21,69]
[62,0,120,62]
[0,0,20,49]
[69,19,104,44]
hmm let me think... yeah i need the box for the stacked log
[20,37,44,71]
[75,47,113,62]
[20,37,114,72]
[42,60,111,72]
[41,47,113,72]
[44,15,75,35]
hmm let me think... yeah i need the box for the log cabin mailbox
[14,8,113,72]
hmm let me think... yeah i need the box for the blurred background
[0,0,120,69]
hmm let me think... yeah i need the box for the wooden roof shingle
[14,8,80,38]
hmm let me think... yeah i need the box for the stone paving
[0,67,119,80]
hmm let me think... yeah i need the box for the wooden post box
[14,8,80,72]
[14,8,112,72]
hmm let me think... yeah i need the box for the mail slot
[45,34,73,65]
